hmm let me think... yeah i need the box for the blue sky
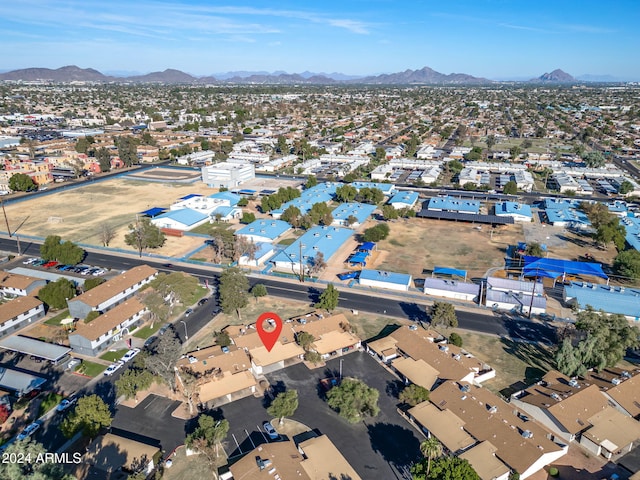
[1,0,638,79]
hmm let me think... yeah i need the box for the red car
[43,261,59,268]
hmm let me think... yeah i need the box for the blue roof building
[210,205,242,222]
[543,198,582,210]
[236,219,292,243]
[331,203,377,227]
[608,200,629,217]
[270,226,353,274]
[564,282,640,320]
[350,181,396,196]
[208,191,241,206]
[427,196,480,214]
[544,207,591,229]
[359,269,412,291]
[238,242,275,267]
[620,216,640,251]
[495,201,533,222]
[271,191,334,218]
[388,191,419,209]
[151,208,209,230]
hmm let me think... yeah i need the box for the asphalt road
[5,237,556,345]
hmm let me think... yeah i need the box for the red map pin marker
[256,312,283,352]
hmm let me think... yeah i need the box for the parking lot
[218,351,422,479]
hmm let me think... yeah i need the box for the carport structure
[0,335,71,365]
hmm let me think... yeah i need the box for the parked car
[143,336,158,349]
[197,297,209,306]
[43,261,58,268]
[122,348,140,362]
[103,361,124,376]
[56,397,77,413]
[263,422,279,440]
[32,259,47,266]
[185,308,193,317]
[22,258,38,265]
[158,324,171,336]
[17,422,41,441]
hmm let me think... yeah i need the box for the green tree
[186,415,230,467]
[0,439,75,479]
[326,378,380,423]
[594,218,626,250]
[219,267,249,319]
[525,242,545,257]
[75,136,92,154]
[448,332,463,347]
[237,197,249,207]
[60,394,112,439]
[124,217,166,257]
[382,204,399,220]
[115,136,138,167]
[281,205,302,227]
[399,384,430,407]
[503,180,518,195]
[583,151,606,168]
[308,202,333,226]
[412,456,480,480]
[8,173,36,192]
[240,212,256,224]
[362,223,390,242]
[40,235,84,264]
[430,301,458,328]
[251,283,268,301]
[267,390,299,425]
[296,331,315,351]
[305,175,318,188]
[115,367,154,400]
[38,278,76,309]
[315,283,339,312]
[95,146,111,172]
[83,277,105,291]
[418,437,443,478]
[509,145,522,159]
[277,135,288,154]
[614,249,640,280]
[335,184,358,203]
[619,180,634,195]
[145,332,182,392]
[556,308,640,375]
[215,330,232,347]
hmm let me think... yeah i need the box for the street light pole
[180,320,188,340]
[339,358,344,380]
[299,242,306,283]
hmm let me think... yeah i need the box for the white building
[201,162,255,189]
[0,297,45,339]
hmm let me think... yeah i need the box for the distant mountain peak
[535,69,576,83]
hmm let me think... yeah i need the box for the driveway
[255,352,422,479]
[112,394,185,455]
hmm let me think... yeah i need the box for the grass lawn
[76,361,106,377]
[45,310,71,326]
[133,322,162,339]
[189,223,232,236]
[38,392,63,417]
[162,446,221,480]
[453,330,555,398]
[277,238,296,245]
[99,349,128,362]
[183,285,208,307]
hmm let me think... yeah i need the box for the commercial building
[388,191,419,210]
[563,282,640,321]
[494,201,533,222]
[330,202,376,228]
[235,219,292,243]
[201,162,255,189]
[485,277,546,315]
[359,269,412,292]
[423,278,479,302]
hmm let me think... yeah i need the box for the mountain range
[0,65,620,85]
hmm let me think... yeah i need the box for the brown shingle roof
[606,373,640,417]
[229,440,311,480]
[70,265,157,308]
[0,273,42,291]
[72,298,146,341]
[0,296,43,323]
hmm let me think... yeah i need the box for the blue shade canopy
[523,256,608,280]
[433,266,467,278]
[139,207,166,217]
[359,242,376,251]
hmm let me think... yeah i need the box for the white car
[17,422,41,441]
[103,361,125,376]
[22,258,38,265]
[122,348,140,362]
[56,397,77,413]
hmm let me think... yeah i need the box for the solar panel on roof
[417,209,514,225]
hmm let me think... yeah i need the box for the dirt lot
[6,176,219,257]
[351,218,525,281]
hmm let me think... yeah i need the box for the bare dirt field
[363,218,524,281]
[6,175,219,257]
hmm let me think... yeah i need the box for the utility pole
[299,242,306,282]
[1,199,11,238]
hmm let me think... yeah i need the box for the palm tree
[420,437,443,476]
